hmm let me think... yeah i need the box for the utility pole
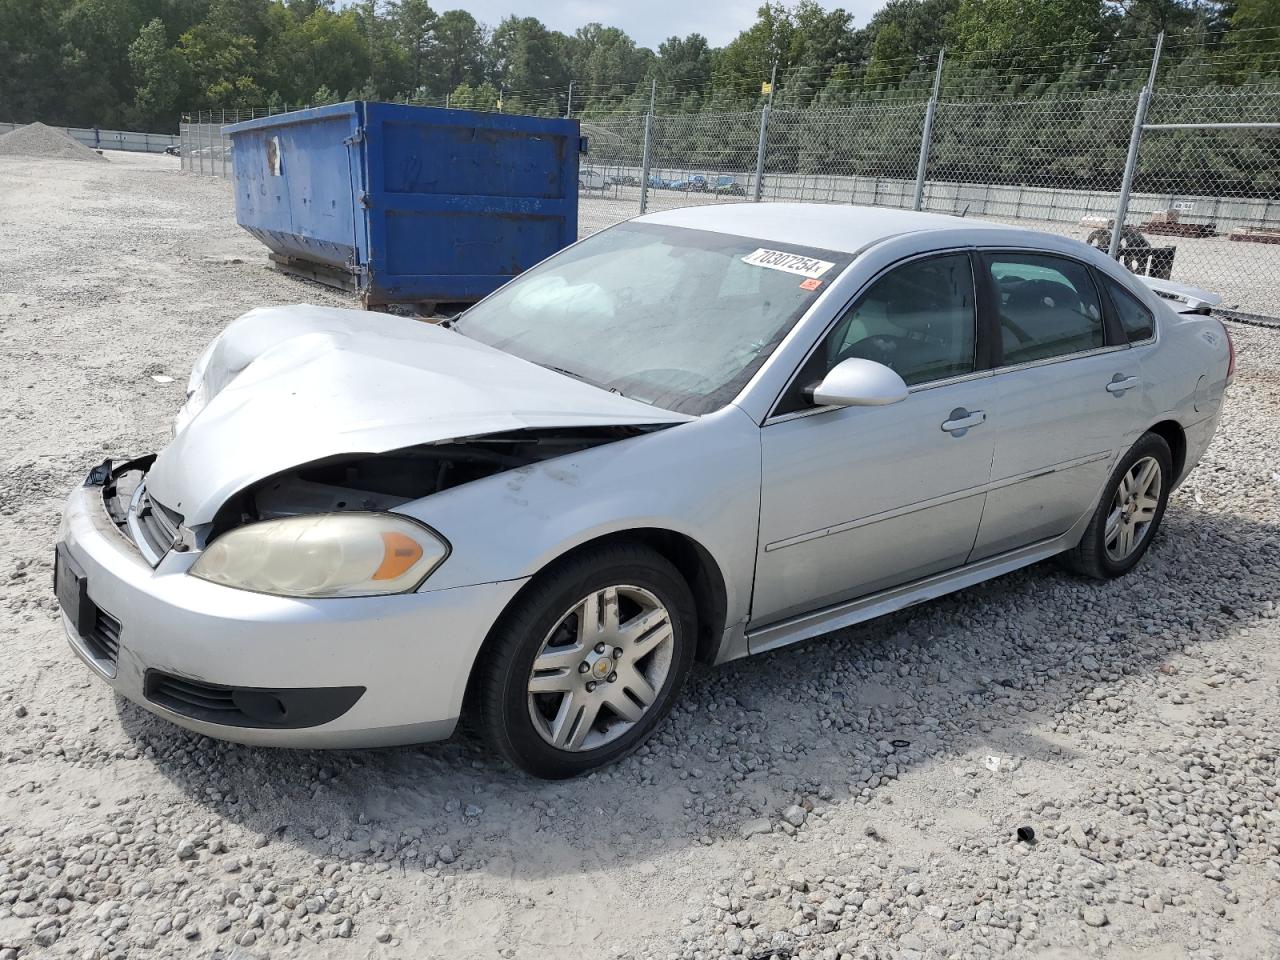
[566,81,574,119]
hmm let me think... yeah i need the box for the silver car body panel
[59,481,529,746]
[57,204,1232,746]
[754,373,997,625]
[149,305,691,526]
[396,403,763,639]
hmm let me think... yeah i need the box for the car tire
[1061,431,1173,580]
[473,542,696,779]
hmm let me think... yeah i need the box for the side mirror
[809,357,909,408]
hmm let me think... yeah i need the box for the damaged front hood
[148,305,690,525]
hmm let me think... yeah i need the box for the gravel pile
[0,122,107,162]
[1,153,1278,959]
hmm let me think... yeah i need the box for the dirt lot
[2,151,1279,960]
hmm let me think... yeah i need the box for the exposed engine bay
[208,425,661,537]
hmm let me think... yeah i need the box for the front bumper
[57,476,527,748]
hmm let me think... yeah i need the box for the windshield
[451,222,850,415]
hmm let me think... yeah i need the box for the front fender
[397,405,762,635]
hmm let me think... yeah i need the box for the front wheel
[1062,432,1172,579]
[473,543,696,778]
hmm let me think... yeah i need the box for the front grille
[127,484,184,566]
[82,609,121,668]
[139,492,181,545]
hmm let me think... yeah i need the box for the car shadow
[117,504,1280,884]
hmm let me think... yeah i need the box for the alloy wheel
[1105,455,1162,562]
[526,585,675,752]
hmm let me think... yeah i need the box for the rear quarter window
[1101,275,1156,343]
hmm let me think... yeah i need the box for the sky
[444,0,886,49]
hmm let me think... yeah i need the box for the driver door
[751,252,998,631]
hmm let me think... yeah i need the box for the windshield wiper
[536,362,623,396]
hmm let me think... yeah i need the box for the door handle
[941,408,986,435]
[1106,375,1140,395]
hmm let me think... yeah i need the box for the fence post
[639,79,656,215]
[753,61,777,202]
[913,48,945,211]
[753,105,771,201]
[1110,32,1164,258]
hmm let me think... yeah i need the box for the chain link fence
[181,74,1280,318]
[1119,86,1280,319]
[179,108,307,178]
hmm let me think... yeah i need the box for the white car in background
[56,204,1233,778]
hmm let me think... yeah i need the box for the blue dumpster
[223,102,582,309]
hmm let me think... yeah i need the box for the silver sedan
[55,204,1234,777]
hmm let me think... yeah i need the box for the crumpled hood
[148,304,689,526]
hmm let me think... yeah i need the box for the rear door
[969,251,1150,560]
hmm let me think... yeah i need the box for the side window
[987,254,1104,365]
[776,253,976,414]
[1101,274,1155,342]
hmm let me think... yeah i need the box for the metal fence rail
[180,55,1280,318]
[0,121,178,153]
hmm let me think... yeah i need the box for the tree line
[0,0,1277,134]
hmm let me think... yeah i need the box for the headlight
[191,513,449,598]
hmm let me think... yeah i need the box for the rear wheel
[1062,432,1172,579]
[474,542,695,778]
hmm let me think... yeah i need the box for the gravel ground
[2,151,1279,960]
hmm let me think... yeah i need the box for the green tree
[653,34,714,110]
[865,21,911,88]
[1222,0,1280,79]
[0,0,75,124]
[391,0,437,95]
[568,23,651,93]
[949,0,1108,58]
[489,15,571,99]
[128,18,187,129]
[434,9,485,91]
[177,21,265,109]
[716,2,795,98]
[351,0,410,99]
[60,0,155,126]
[860,0,957,58]
[448,79,500,110]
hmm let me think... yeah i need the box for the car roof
[635,202,1011,255]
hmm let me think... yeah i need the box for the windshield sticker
[799,278,823,291]
[742,248,835,279]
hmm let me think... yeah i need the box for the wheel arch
[460,527,730,719]
[1146,418,1187,483]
